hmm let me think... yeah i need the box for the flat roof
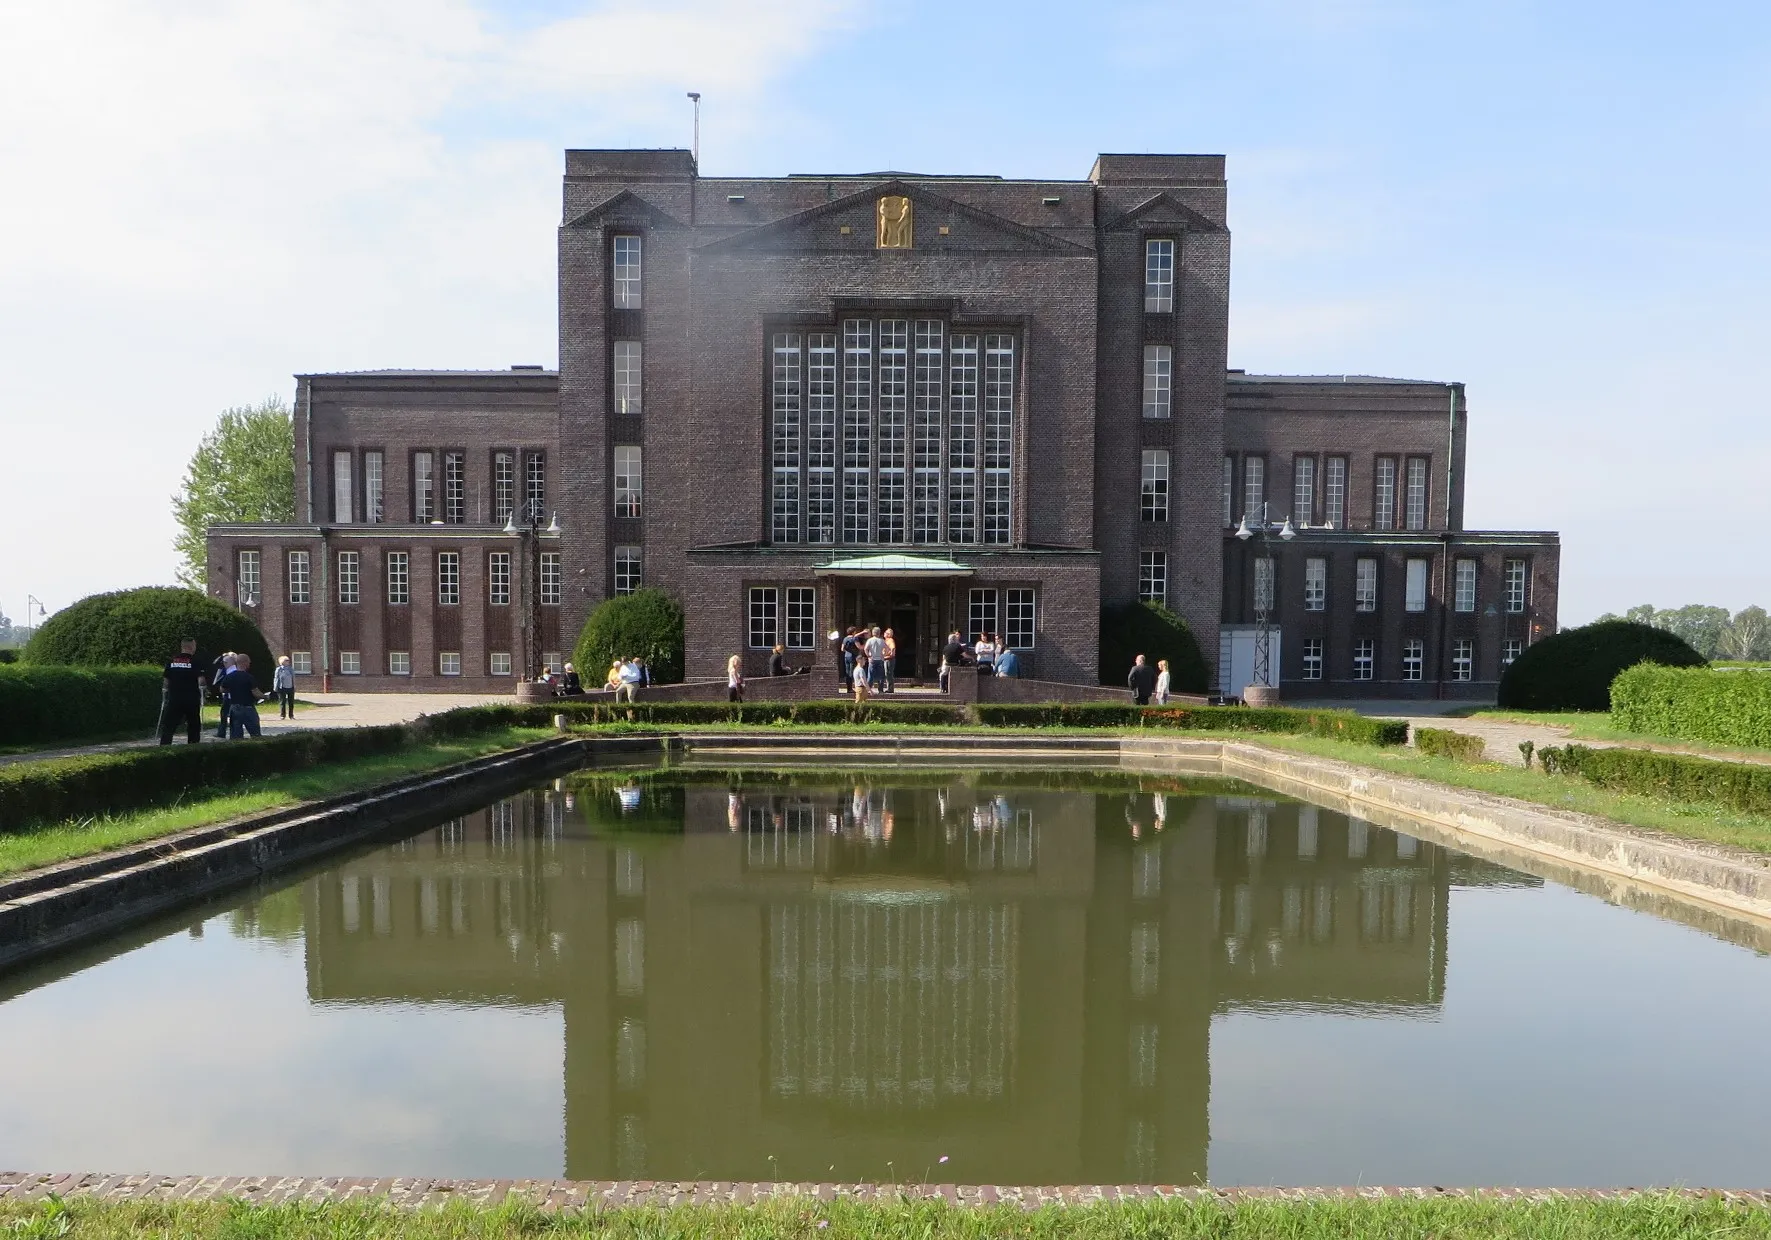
[297,368,557,380]
[1229,372,1459,387]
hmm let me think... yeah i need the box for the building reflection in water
[258,770,1528,1185]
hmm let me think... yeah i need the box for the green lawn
[3,1192,1768,1240]
[1458,708,1771,764]
[0,725,550,877]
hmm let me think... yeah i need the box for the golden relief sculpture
[876,195,913,249]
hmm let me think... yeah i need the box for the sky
[1,0,1767,628]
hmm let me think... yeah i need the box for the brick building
[207,149,1557,699]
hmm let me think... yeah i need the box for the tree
[24,586,274,687]
[1652,604,1731,660]
[172,398,295,587]
[1721,605,1771,661]
[1097,601,1208,691]
[1497,619,1706,711]
[573,589,686,684]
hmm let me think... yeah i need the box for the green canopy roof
[815,554,974,576]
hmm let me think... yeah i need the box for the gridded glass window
[413,451,435,522]
[1140,449,1169,522]
[1374,457,1397,530]
[444,452,466,524]
[1402,638,1424,682]
[336,551,360,604]
[439,652,462,677]
[1144,239,1175,312]
[386,551,410,605]
[488,551,511,606]
[1253,557,1275,612]
[437,551,460,606]
[1304,557,1326,611]
[540,552,562,606]
[286,550,310,604]
[543,651,562,674]
[1503,638,1523,666]
[1293,456,1316,525]
[842,319,873,543]
[968,588,998,642]
[612,234,642,309]
[1354,558,1377,612]
[1138,550,1167,604]
[388,651,411,676]
[1454,559,1477,612]
[1302,637,1323,680]
[1222,455,1234,527]
[1405,558,1429,613]
[877,319,909,543]
[290,651,312,675]
[525,452,546,521]
[948,334,978,544]
[339,650,361,675]
[785,586,817,649]
[333,451,353,523]
[490,652,513,677]
[236,551,260,606]
[981,335,1014,545]
[771,332,802,543]
[1142,345,1172,419]
[493,452,516,524]
[1353,638,1374,681]
[912,319,943,543]
[807,332,837,544]
[1405,456,1428,531]
[614,546,642,595]
[1453,638,1474,681]
[1005,588,1036,649]
[364,451,384,524]
[748,587,778,649]
[1243,456,1264,521]
[614,446,643,518]
[614,341,642,414]
[1325,456,1347,528]
[1505,559,1528,612]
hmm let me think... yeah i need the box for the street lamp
[1234,503,1295,705]
[504,502,562,689]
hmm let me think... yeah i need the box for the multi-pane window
[1503,638,1523,666]
[388,651,411,676]
[612,234,642,309]
[493,452,516,524]
[1453,638,1474,682]
[1005,588,1036,649]
[364,451,384,524]
[614,446,643,517]
[439,652,462,676]
[386,551,409,605]
[875,320,909,543]
[236,551,260,606]
[748,587,778,648]
[1302,638,1323,681]
[1293,456,1315,525]
[339,650,361,675]
[949,332,979,544]
[1243,456,1264,521]
[912,320,943,543]
[1222,455,1234,527]
[1140,450,1169,522]
[842,319,872,543]
[333,450,353,523]
[1353,638,1374,681]
[336,551,360,604]
[1405,457,1428,531]
[771,333,802,544]
[437,551,460,606]
[488,551,511,606]
[1505,559,1528,613]
[413,451,435,523]
[1402,638,1424,682]
[614,340,642,414]
[785,586,817,650]
[614,546,642,595]
[807,332,837,544]
[1304,557,1326,611]
[1253,557,1274,612]
[290,651,312,675]
[1455,559,1477,613]
[1142,345,1172,419]
[1144,239,1175,312]
[525,452,546,521]
[444,452,465,524]
[1138,551,1167,605]
[981,335,1014,544]
[968,588,998,642]
[1325,456,1347,528]
[540,552,562,606]
[1405,558,1429,613]
[286,550,310,604]
[1374,457,1397,530]
[1354,558,1377,612]
[490,652,513,677]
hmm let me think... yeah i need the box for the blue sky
[1,0,1767,627]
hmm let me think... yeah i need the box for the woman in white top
[1154,658,1171,706]
[973,633,996,674]
[727,654,744,703]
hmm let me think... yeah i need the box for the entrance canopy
[814,554,974,578]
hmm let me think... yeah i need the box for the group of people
[600,656,651,701]
[937,629,1020,690]
[836,626,903,699]
[157,640,298,745]
[1126,653,1175,706]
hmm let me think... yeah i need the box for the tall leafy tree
[1655,604,1731,659]
[1722,605,1771,661]
[172,398,295,587]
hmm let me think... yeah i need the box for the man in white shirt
[863,627,888,691]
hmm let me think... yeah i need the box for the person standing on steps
[157,638,207,745]
[882,628,897,693]
[273,655,296,719]
[864,626,888,694]
[1127,653,1157,706]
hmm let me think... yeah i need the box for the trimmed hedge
[1496,619,1705,712]
[1610,664,1771,750]
[1538,743,1771,816]
[976,702,1409,745]
[1415,727,1487,762]
[1098,601,1209,691]
[0,666,165,746]
[24,587,274,690]
[573,589,685,685]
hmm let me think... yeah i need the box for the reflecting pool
[3,766,1771,1187]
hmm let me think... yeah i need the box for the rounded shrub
[1098,601,1208,692]
[24,586,275,688]
[573,588,685,685]
[1496,619,1706,711]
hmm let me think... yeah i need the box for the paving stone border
[2,1172,1766,1210]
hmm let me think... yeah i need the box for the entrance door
[889,597,919,682]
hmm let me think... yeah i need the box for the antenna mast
[686,92,701,168]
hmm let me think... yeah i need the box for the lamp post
[504,503,561,696]
[1234,503,1295,706]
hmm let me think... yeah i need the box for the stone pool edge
[1,1172,1767,1209]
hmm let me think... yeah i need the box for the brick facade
[207,148,1559,698]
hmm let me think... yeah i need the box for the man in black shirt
[1127,653,1157,706]
[939,630,967,693]
[158,638,206,745]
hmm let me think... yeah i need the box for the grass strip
[0,725,550,877]
[1459,709,1771,763]
[2,1192,1768,1239]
